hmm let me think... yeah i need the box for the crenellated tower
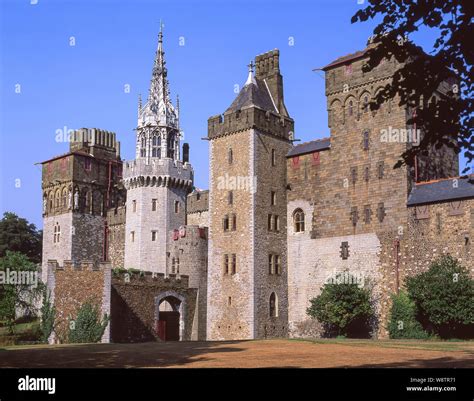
[207,50,293,340]
[123,25,193,273]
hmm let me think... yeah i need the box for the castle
[40,28,474,342]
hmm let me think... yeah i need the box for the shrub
[40,287,55,343]
[387,291,429,339]
[307,274,375,338]
[406,255,474,339]
[68,301,109,344]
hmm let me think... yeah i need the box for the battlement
[123,157,193,189]
[69,128,120,159]
[187,190,209,214]
[208,107,294,140]
[48,259,111,271]
[107,205,126,226]
[170,225,208,242]
[112,269,190,288]
[255,49,280,78]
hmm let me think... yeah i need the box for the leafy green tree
[352,0,473,173]
[307,274,375,338]
[406,255,474,338]
[0,251,43,334]
[40,287,55,343]
[387,291,429,339]
[68,301,109,344]
[0,212,42,263]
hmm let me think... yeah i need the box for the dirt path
[0,339,473,368]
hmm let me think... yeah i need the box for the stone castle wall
[46,260,111,344]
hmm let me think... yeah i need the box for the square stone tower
[40,128,122,284]
[123,27,193,273]
[207,50,294,340]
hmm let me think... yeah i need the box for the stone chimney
[255,49,288,117]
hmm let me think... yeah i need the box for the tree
[387,291,429,339]
[40,287,55,343]
[0,251,44,334]
[0,212,42,264]
[307,274,375,338]
[406,255,474,338]
[68,301,109,344]
[352,0,473,173]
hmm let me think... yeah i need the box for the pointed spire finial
[159,19,163,44]
[245,60,257,86]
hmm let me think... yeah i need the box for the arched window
[167,133,175,158]
[55,190,61,209]
[363,96,369,113]
[269,292,278,318]
[293,208,305,232]
[140,137,146,157]
[228,148,233,164]
[348,100,353,116]
[53,223,61,243]
[151,135,161,158]
[61,188,67,208]
[49,192,54,211]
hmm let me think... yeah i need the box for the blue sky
[0,0,466,228]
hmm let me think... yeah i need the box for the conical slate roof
[225,77,277,114]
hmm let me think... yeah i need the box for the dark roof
[407,176,474,206]
[225,78,277,114]
[287,138,331,157]
[38,151,93,165]
[320,48,368,71]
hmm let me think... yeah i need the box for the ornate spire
[245,60,257,86]
[138,22,179,129]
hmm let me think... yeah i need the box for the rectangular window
[275,255,281,275]
[377,161,384,179]
[364,166,370,182]
[274,215,280,232]
[232,214,237,231]
[174,201,180,214]
[271,191,276,206]
[130,231,135,242]
[377,202,386,222]
[228,191,233,205]
[350,167,357,184]
[271,149,276,166]
[364,205,371,224]
[151,231,157,241]
[228,296,232,306]
[340,242,349,260]
[268,214,273,231]
[350,207,358,226]
[223,254,229,275]
[223,215,229,231]
[268,254,274,274]
[132,200,136,212]
[231,254,236,274]
[363,131,369,150]
[152,199,157,211]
